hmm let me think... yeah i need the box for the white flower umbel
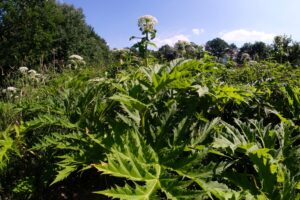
[28,69,37,75]
[138,15,158,32]
[69,55,83,60]
[7,87,17,93]
[19,66,29,74]
[2,89,6,94]
[68,55,85,69]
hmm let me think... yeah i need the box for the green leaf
[111,94,148,112]
[0,129,14,170]
[95,181,159,200]
[51,164,77,185]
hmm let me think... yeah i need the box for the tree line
[155,35,300,65]
[0,0,110,85]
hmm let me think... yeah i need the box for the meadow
[1,54,300,199]
[1,4,300,200]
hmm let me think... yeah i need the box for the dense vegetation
[2,55,300,199]
[0,0,109,86]
[2,1,300,199]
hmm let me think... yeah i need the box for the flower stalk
[131,15,158,67]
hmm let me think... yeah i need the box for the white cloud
[221,29,275,44]
[192,28,204,36]
[154,34,190,47]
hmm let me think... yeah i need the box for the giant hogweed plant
[88,61,300,199]
[92,119,300,199]
[2,54,300,198]
[130,15,158,67]
[0,68,113,197]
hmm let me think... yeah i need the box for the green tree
[174,40,189,58]
[251,41,270,60]
[289,42,300,66]
[238,42,270,63]
[56,4,109,68]
[157,44,177,61]
[0,0,109,84]
[227,43,238,61]
[237,43,252,63]
[272,35,292,63]
[0,0,61,73]
[186,42,204,59]
[205,37,229,58]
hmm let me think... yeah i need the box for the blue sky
[61,0,300,48]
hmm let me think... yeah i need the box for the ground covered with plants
[2,1,300,199]
[1,55,300,199]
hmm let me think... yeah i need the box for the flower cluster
[69,55,83,61]
[138,15,158,32]
[18,67,44,83]
[19,66,29,74]
[21,67,40,77]
[2,86,17,94]
[1,86,19,99]
[68,54,86,69]
[7,87,17,92]
[28,69,37,76]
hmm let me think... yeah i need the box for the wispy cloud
[154,34,190,47]
[220,29,276,44]
[192,28,205,36]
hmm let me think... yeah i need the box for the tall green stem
[145,32,149,67]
